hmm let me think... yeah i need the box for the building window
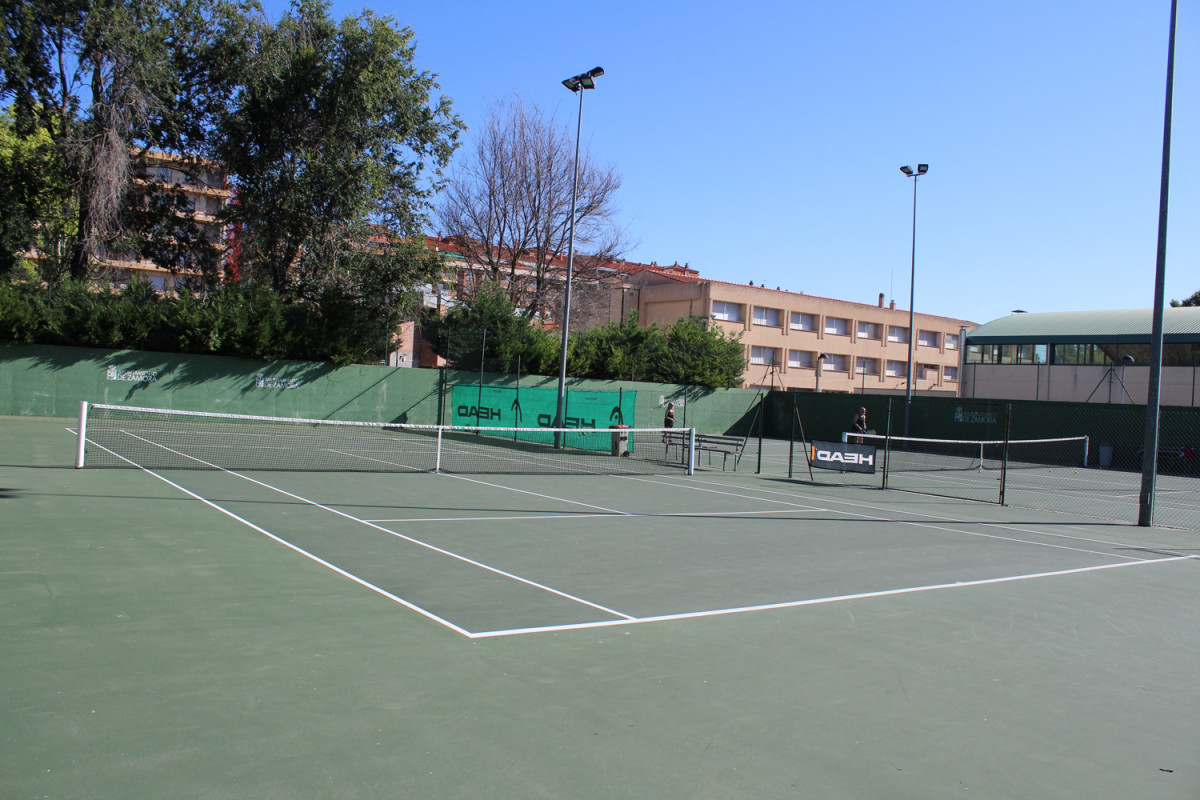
[824,317,849,336]
[856,357,880,375]
[790,312,817,331]
[752,306,781,327]
[823,354,848,372]
[1017,344,1047,364]
[712,301,743,322]
[885,359,907,377]
[857,321,881,340]
[888,325,909,343]
[749,346,779,366]
[788,350,814,369]
[1052,343,1115,365]
[918,330,940,348]
[944,366,958,382]
[156,165,174,183]
[920,364,939,380]
[946,333,960,350]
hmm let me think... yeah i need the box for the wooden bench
[664,431,746,471]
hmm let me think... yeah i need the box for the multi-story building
[631,272,976,394]
[102,151,233,290]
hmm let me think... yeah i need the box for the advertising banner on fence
[450,385,637,453]
[810,440,877,473]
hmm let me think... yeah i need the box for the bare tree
[437,95,626,321]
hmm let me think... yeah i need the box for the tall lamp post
[553,66,604,444]
[899,163,927,436]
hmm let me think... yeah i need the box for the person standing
[664,402,676,429]
[852,407,868,444]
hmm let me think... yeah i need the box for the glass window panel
[788,350,814,368]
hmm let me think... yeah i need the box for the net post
[756,396,764,475]
[687,428,696,475]
[882,397,893,489]
[788,393,796,479]
[999,404,1012,505]
[435,427,443,473]
[75,401,89,468]
[1082,436,1089,467]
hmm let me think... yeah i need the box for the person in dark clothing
[852,407,867,444]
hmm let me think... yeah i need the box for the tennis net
[843,432,1090,473]
[76,403,695,475]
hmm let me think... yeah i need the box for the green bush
[0,278,398,364]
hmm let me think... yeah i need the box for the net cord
[79,402,695,475]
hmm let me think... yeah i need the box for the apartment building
[104,151,234,290]
[632,273,976,394]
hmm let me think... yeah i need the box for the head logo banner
[810,440,877,473]
[450,385,637,452]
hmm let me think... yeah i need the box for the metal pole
[554,86,585,446]
[1138,0,1178,527]
[905,173,918,436]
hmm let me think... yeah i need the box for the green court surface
[4,414,1199,799]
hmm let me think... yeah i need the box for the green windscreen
[450,386,637,451]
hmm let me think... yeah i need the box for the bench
[664,431,746,471]
[1137,444,1199,474]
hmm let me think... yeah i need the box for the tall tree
[419,280,558,374]
[217,0,461,306]
[0,0,254,280]
[437,95,626,320]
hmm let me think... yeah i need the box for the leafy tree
[420,281,558,374]
[0,0,255,281]
[1170,291,1200,308]
[570,312,666,382]
[657,315,746,388]
[0,105,71,277]
[437,96,626,320]
[217,0,461,306]
[572,314,745,388]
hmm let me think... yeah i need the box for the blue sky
[266,0,1195,325]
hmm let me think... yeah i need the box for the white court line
[366,508,824,524]
[75,427,1195,639]
[614,474,1168,562]
[440,473,631,515]
[74,435,474,636]
[98,429,636,627]
[469,556,1197,638]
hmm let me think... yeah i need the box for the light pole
[899,164,927,435]
[553,66,604,444]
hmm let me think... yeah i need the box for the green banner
[450,385,636,430]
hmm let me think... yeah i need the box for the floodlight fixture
[917,164,929,175]
[899,165,913,176]
[563,66,604,92]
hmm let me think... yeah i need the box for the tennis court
[5,413,1199,798]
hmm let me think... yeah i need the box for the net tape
[843,432,1089,472]
[77,403,696,476]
